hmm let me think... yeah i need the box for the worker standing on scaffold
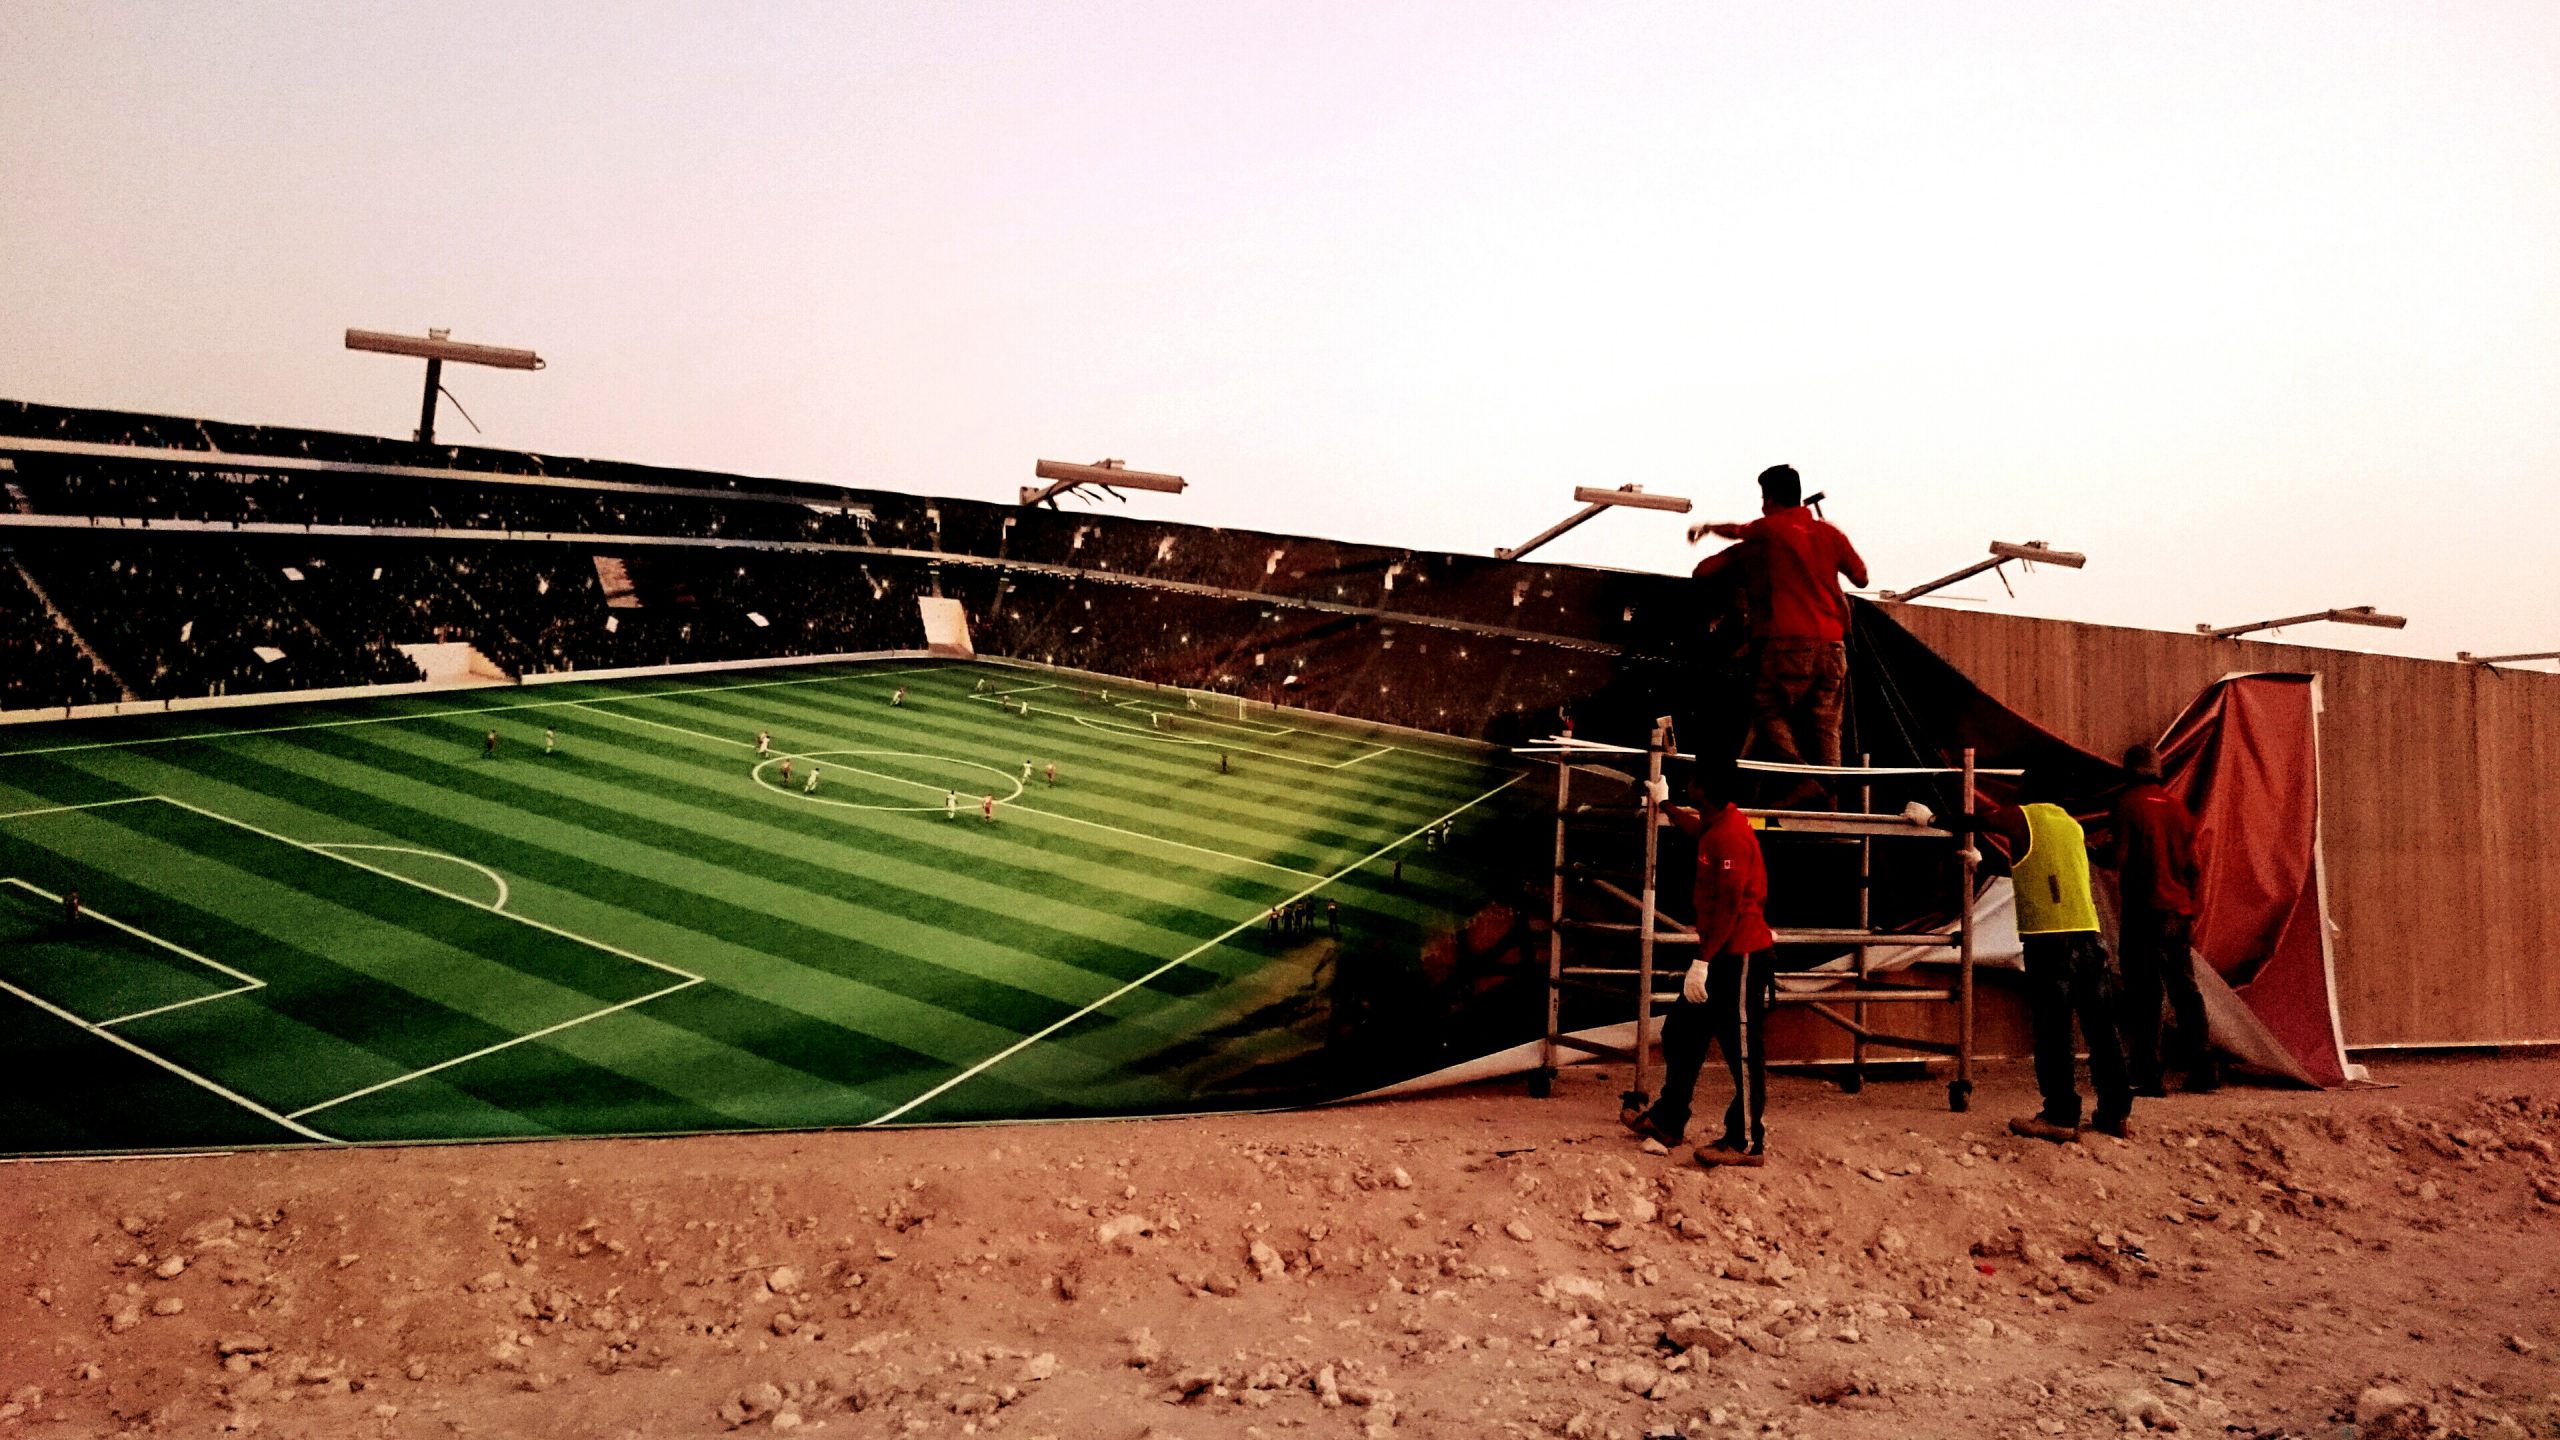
[1691,464,1867,808]
[1624,754,1778,1168]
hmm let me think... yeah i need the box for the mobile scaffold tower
[1517,722,1997,1114]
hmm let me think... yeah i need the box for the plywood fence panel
[1889,606,2560,1048]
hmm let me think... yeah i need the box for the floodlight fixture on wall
[1879,540,2087,603]
[2455,649,2560,669]
[1023,459,1187,509]
[345,328,545,445]
[1497,484,1693,561]
[2199,606,2407,640]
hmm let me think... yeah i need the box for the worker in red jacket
[2106,744,2218,1093]
[1692,465,1868,808]
[1623,754,1779,1167]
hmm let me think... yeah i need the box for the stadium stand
[0,553,124,709]
[0,400,1719,738]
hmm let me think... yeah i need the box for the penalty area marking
[0,878,330,1142]
[0,792,703,1132]
[751,750,1025,813]
[974,682,1060,699]
[1109,697,1292,738]
[0,876,267,1025]
[309,844,510,911]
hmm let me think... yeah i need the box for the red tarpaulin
[2154,673,2363,1088]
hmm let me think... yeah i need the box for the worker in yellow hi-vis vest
[1955,772,2134,1144]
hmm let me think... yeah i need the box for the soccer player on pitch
[1045,761,1057,787]
[1022,760,1034,784]
[892,686,906,706]
[779,757,793,786]
[545,727,556,755]
[483,728,499,759]
[804,767,820,794]
[981,793,996,823]
[756,730,771,757]
[946,790,959,820]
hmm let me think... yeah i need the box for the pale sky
[3,2,2554,660]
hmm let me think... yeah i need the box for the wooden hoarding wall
[1891,606,2560,1049]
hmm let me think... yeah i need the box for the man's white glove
[1682,958,1711,1005]
[1956,845,1983,866]
[1901,799,1934,827]
[1646,776,1671,807]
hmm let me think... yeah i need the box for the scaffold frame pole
[1524,738,1984,1114]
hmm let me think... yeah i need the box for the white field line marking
[994,801,1328,882]
[1059,707,1394,772]
[974,682,1060,699]
[0,877,268,1024]
[583,704,1332,883]
[288,978,701,1120]
[0,972,338,1143]
[862,770,1528,1126]
[1039,700,1360,770]
[0,665,944,760]
[310,844,510,911]
[1011,691,1393,771]
[0,796,159,821]
[127,796,706,1118]
[1109,698,1293,738]
[151,796,699,983]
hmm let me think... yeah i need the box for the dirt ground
[4,1055,2557,1440]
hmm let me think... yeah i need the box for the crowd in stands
[0,534,936,711]
[3,401,1696,650]
[0,557,122,710]
[951,567,1645,739]
[18,541,426,701]
[0,399,1714,736]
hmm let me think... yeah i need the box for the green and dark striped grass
[0,660,1522,1157]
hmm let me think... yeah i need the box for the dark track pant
[2118,907,2212,1090]
[2022,931,2132,1129]
[1742,640,1847,809]
[1652,951,1774,1151]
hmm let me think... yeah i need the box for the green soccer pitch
[0,659,1525,1157]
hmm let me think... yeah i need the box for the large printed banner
[0,614,2355,1161]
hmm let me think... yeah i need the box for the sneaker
[2091,1115,2133,1140]
[2007,1115,2080,1145]
[1620,1105,1683,1148]
[1693,1143,1766,1168]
